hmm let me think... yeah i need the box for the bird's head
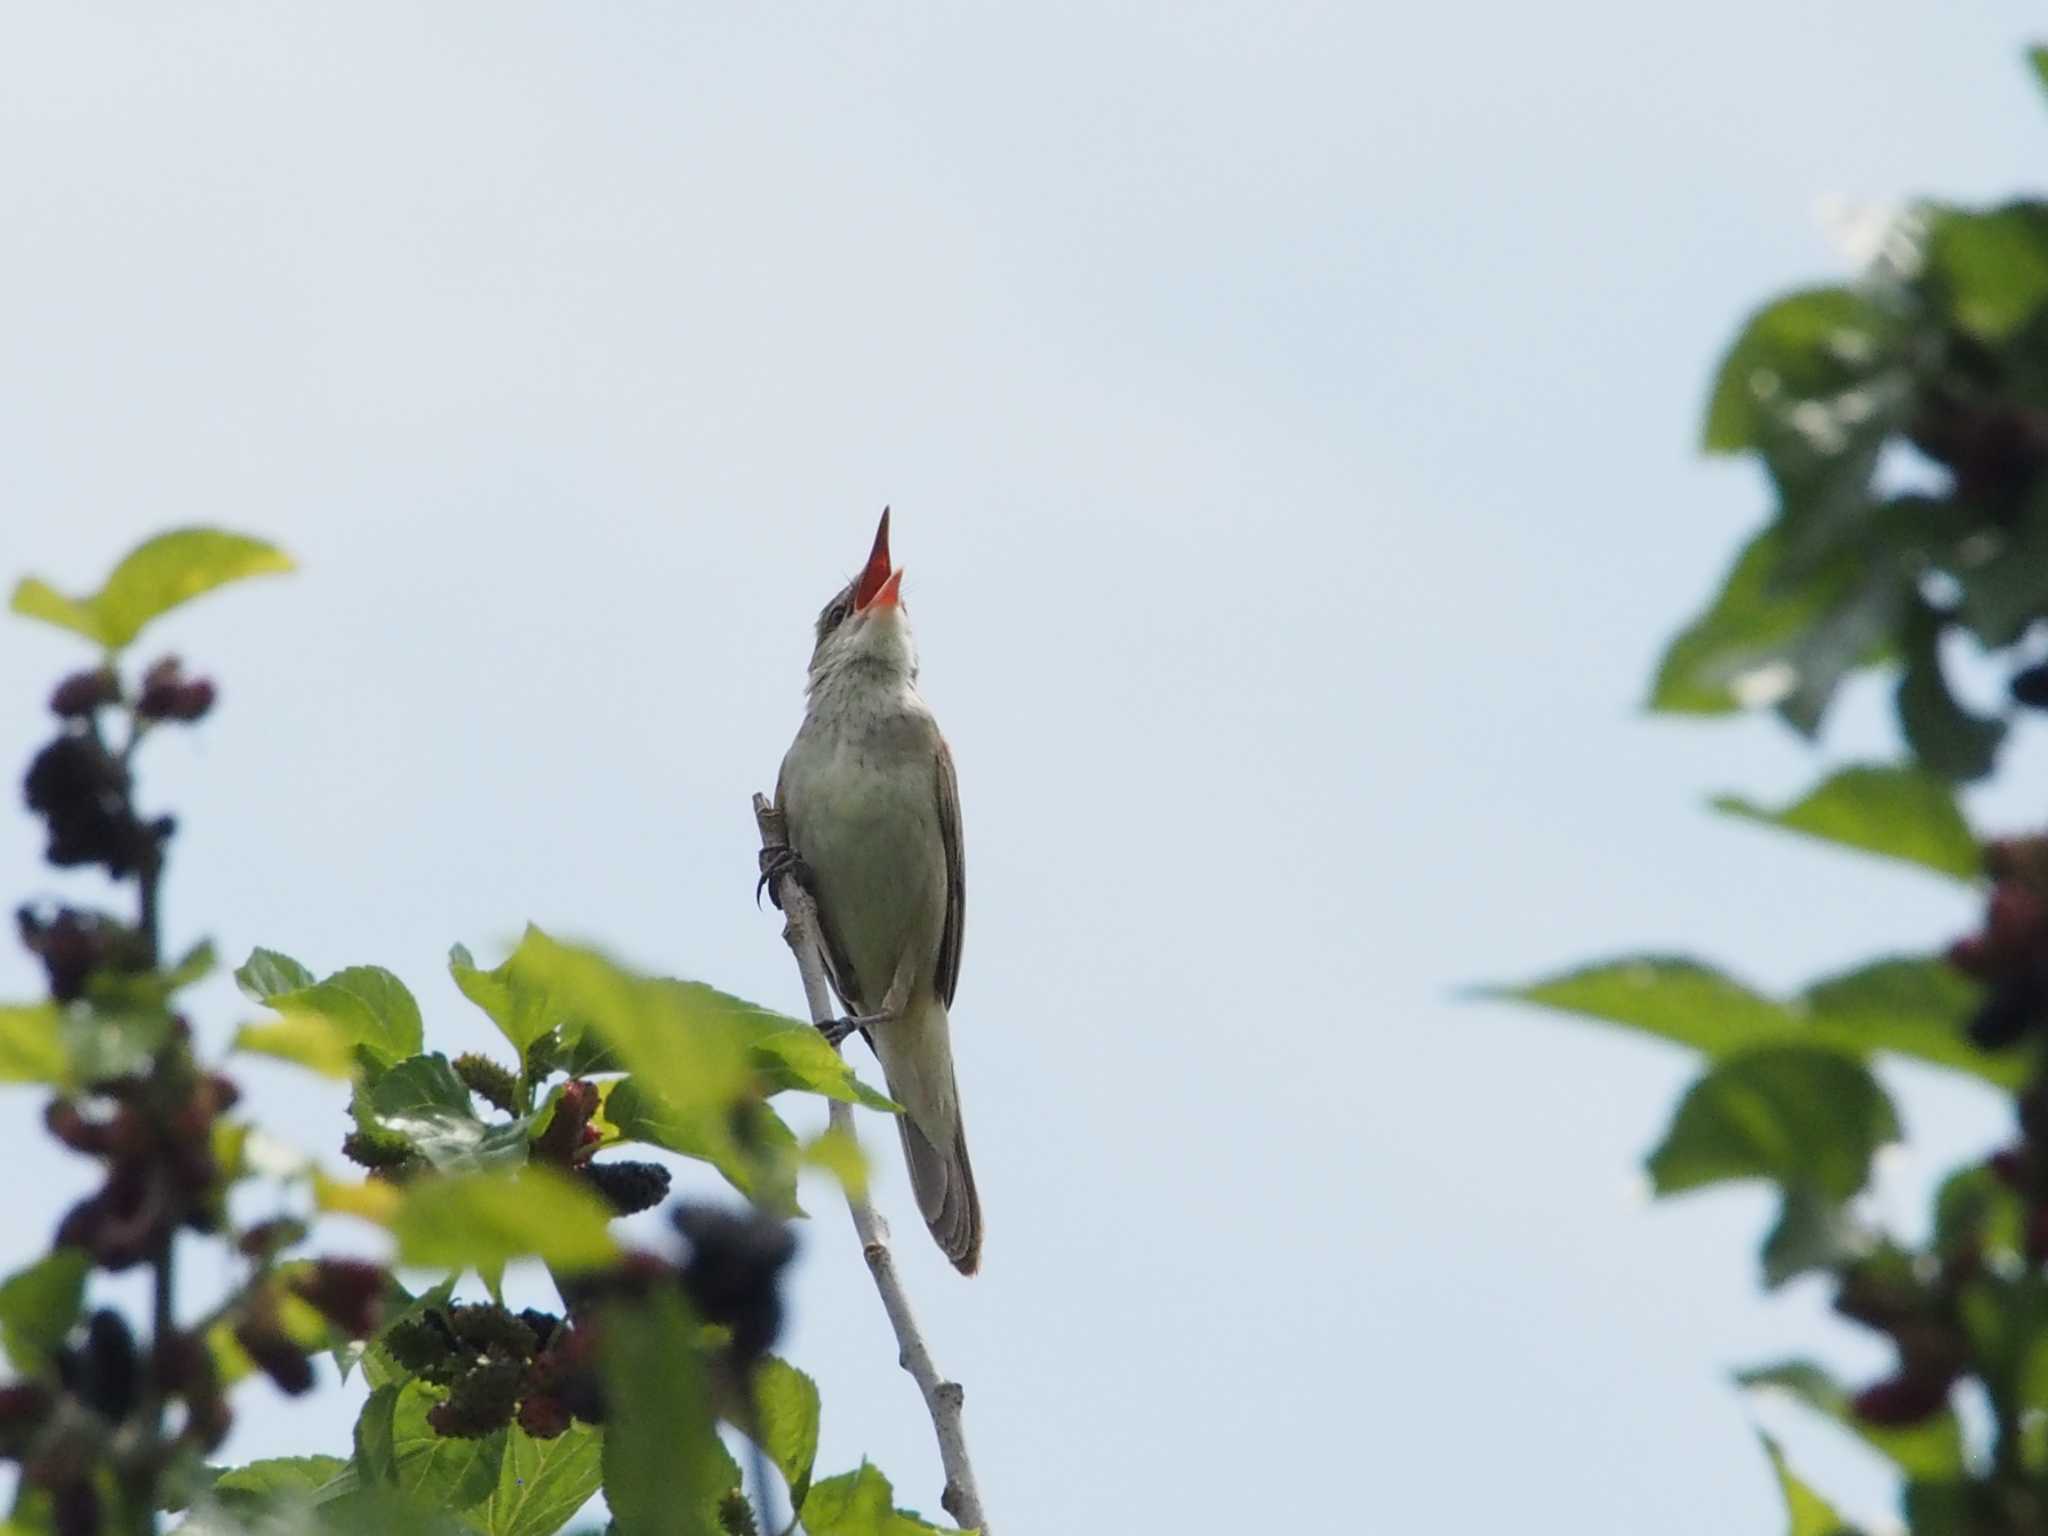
[807,507,917,689]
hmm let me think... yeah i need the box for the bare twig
[752,794,989,1534]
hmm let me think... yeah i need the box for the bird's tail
[897,1091,981,1274]
[873,1000,982,1274]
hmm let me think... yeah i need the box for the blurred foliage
[0,530,962,1533]
[1494,45,2048,1536]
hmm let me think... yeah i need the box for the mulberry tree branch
[752,793,989,1534]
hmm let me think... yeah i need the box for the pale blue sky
[4,4,2047,1529]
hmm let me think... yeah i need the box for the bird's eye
[826,600,850,630]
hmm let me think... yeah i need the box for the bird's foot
[755,846,815,910]
[818,1011,886,1048]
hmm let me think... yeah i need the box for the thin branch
[752,794,989,1534]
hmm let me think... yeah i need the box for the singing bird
[769,511,982,1273]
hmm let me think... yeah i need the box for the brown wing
[934,734,966,1007]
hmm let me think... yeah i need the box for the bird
[769,509,982,1274]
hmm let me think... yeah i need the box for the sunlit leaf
[355,1380,506,1511]
[802,1125,870,1202]
[235,1015,358,1078]
[605,1076,799,1211]
[751,1026,898,1112]
[1485,953,2015,1089]
[476,1423,602,1536]
[309,1484,478,1536]
[255,968,424,1074]
[1757,1432,1859,1536]
[496,935,756,1189]
[600,1290,726,1536]
[10,529,292,650]
[1711,764,1978,882]
[212,1455,350,1505]
[800,1463,955,1535]
[0,1005,68,1085]
[314,1171,401,1227]
[1799,957,2014,1088]
[390,1168,620,1271]
[747,1357,820,1511]
[450,931,581,1063]
[1480,957,1799,1056]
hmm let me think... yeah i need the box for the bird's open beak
[863,567,904,611]
[853,508,899,611]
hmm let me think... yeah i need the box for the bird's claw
[755,846,814,910]
[818,1011,885,1047]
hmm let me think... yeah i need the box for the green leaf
[1484,953,2016,1089]
[10,529,293,651]
[605,1076,800,1211]
[360,1054,531,1171]
[1897,604,2004,783]
[802,1125,871,1202]
[1649,525,1897,727]
[1742,1360,1966,1481]
[1799,957,2015,1089]
[1647,1047,1898,1201]
[8,581,99,647]
[390,1168,620,1272]
[1780,565,1906,738]
[2030,46,2048,100]
[476,1423,602,1536]
[1954,490,2048,647]
[234,1015,358,1078]
[235,948,316,1001]
[495,935,757,1180]
[800,1464,954,1536]
[356,1380,506,1511]
[1760,1186,1865,1290]
[1756,1432,1859,1536]
[86,938,218,1013]
[1702,287,1901,454]
[0,1250,87,1377]
[748,1358,821,1511]
[1929,202,2048,343]
[61,1009,170,1087]
[600,1290,727,1536]
[1710,764,1979,882]
[450,932,579,1063]
[212,1456,350,1505]
[1480,957,1801,1057]
[750,1026,898,1113]
[0,1005,69,1085]
[314,1484,481,1536]
[262,969,424,1071]
[1933,1164,2025,1265]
